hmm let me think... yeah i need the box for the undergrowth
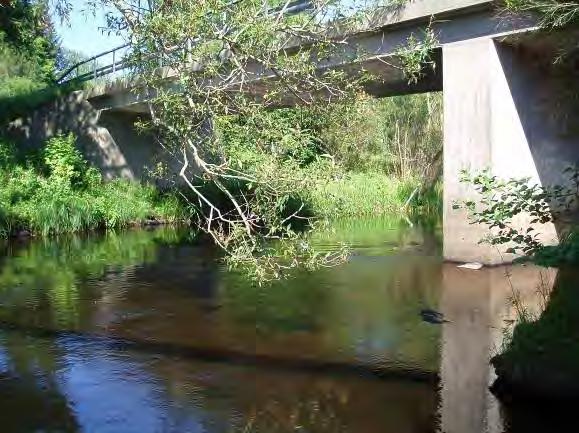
[0,134,187,237]
[308,171,441,218]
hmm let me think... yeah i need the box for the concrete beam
[84,0,536,112]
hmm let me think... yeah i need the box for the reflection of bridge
[9,0,579,263]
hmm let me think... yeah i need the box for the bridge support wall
[442,38,579,264]
[7,92,175,183]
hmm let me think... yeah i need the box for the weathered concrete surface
[7,91,174,182]
[85,0,535,112]
[443,38,579,264]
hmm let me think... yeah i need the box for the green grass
[0,134,188,237]
[308,171,441,219]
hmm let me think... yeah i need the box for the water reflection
[0,220,560,432]
[439,264,556,433]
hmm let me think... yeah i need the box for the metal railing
[56,43,131,84]
[56,0,314,86]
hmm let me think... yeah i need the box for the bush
[0,134,187,237]
[307,171,441,218]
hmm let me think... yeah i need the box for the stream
[0,218,558,432]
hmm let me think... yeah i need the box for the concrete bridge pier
[442,37,578,264]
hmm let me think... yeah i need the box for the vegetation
[395,19,438,84]
[504,0,579,29]
[0,134,187,237]
[492,268,579,399]
[0,2,186,237]
[75,0,442,280]
[0,0,57,84]
[309,172,440,218]
[214,93,442,220]
[455,167,579,260]
[1,0,443,281]
[456,167,579,399]
[0,0,65,121]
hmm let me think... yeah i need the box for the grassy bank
[215,95,443,225]
[492,231,579,400]
[308,171,442,219]
[0,134,187,237]
[0,132,439,239]
[492,269,579,400]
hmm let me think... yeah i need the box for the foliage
[457,167,579,397]
[214,91,442,219]
[214,99,442,215]
[0,134,187,237]
[492,269,579,398]
[215,91,442,177]
[21,0,442,281]
[531,230,579,266]
[0,37,46,99]
[309,171,441,218]
[100,0,389,279]
[395,19,438,84]
[0,0,58,83]
[319,93,442,176]
[0,1,76,123]
[504,0,579,29]
[454,167,579,256]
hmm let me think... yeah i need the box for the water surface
[0,219,555,432]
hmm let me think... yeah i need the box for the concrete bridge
[8,0,579,263]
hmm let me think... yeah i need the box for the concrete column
[442,38,576,264]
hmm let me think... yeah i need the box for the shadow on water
[0,218,569,432]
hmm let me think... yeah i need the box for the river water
[0,219,556,432]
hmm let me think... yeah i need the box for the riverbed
[0,218,557,432]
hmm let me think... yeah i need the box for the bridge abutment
[442,37,578,264]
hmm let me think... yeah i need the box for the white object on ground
[457,262,484,270]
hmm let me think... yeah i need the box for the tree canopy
[0,0,58,82]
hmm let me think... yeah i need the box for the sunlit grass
[308,172,441,219]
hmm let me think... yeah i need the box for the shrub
[0,134,187,237]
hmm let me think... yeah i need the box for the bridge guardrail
[56,0,314,86]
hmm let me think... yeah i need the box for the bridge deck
[75,0,538,112]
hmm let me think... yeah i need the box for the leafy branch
[395,17,438,84]
[454,167,579,255]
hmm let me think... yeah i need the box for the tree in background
[0,0,58,81]
[99,0,390,280]
[0,0,59,101]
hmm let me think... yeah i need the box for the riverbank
[0,134,187,237]
[491,265,579,402]
[0,131,441,239]
[491,233,579,402]
[308,172,441,219]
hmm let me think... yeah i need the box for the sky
[52,0,371,58]
[53,4,124,57]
